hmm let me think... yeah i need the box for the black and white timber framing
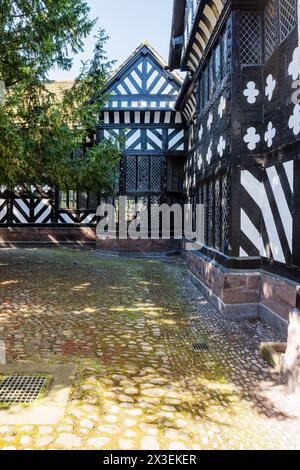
[169,0,300,278]
[0,43,186,227]
[97,42,186,213]
[1,0,299,283]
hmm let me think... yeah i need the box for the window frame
[125,155,162,194]
[58,190,98,211]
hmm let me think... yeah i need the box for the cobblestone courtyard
[0,248,299,450]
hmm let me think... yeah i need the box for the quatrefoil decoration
[206,141,213,164]
[288,104,300,136]
[288,47,300,80]
[42,185,51,194]
[217,136,226,157]
[207,113,213,131]
[243,127,260,151]
[265,74,276,102]
[264,122,276,148]
[243,81,259,104]
[218,96,226,118]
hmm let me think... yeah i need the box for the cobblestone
[0,248,299,449]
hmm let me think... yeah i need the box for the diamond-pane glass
[265,0,277,60]
[126,156,136,192]
[137,156,149,191]
[279,0,297,42]
[240,12,262,65]
[221,174,229,253]
[215,179,221,250]
[150,157,161,192]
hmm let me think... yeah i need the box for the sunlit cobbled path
[0,248,299,450]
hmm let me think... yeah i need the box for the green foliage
[0,1,120,192]
[0,0,95,86]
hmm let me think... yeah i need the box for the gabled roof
[104,42,183,93]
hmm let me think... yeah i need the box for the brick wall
[0,227,96,247]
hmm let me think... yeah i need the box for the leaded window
[125,155,137,192]
[197,28,228,113]
[150,157,161,192]
[58,190,77,210]
[221,174,229,253]
[214,179,221,250]
[240,12,262,65]
[126,155,161,193]
[58,191,97,211]
[137,156,149,191]
[59,191,68,209]
[279,0,297,42]
[196,178,229,253]
[208,181,214,247]
[265,0,277,60]
[68,191,77,209]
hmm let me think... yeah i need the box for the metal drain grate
[0,375,52,407]
[192,342,209,352]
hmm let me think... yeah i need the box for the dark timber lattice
[279,0,297,42]
[240,12,262,65]
[265,0,277,60]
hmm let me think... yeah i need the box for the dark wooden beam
[169,0,186,70]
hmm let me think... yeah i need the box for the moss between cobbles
[0,248,297,450]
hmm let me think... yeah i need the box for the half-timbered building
[169,0,300,333]
[0,44,186,251]
[0,0,299,337]
[96,43,186,252]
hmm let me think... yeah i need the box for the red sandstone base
[183,249,299,335]
[0,227,96,247]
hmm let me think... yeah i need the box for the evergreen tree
[0,1,120,192]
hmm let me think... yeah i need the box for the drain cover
[192,342,209,352]
[0,375,52,407]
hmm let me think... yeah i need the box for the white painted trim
[266,166,293,252]
[241,209,265,257]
